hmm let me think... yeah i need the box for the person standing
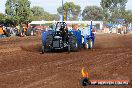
[20,23,24,37]
[0,25,4,38]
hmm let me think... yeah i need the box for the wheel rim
[75,42,78,48]
[85,42,89,49]
[90,40,93,48]
[31,30,34,36]
[68,45,70,52]
[42,46,44,53]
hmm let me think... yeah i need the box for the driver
[60,23,68,42]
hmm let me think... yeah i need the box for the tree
[17,0,31,24]
[0,13,6,24]
[31,6,44,16]
[122,10,132,23]
[30,6,60,21]
[31,6,45,20]
[100,0,127,11]
[100,0,128,21]
[57,2,81,20]
[51,14,60,21]
[5,0,31,25]
[42,12,60,21]
[82,6,104,21]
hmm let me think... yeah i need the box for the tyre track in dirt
[0,49,123,76]
[0,50,98,76]
[0,50,131,88]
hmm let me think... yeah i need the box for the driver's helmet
[61,24,65,29]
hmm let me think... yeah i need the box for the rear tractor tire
[68,35,78,51]
[44,35,53,52]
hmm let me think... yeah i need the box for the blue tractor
[41,21,95,53]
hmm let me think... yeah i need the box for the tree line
[0,0,132,26]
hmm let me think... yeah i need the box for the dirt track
[0,34,132,88]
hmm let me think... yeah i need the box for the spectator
[0,25,4,38]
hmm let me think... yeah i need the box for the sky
[0,0,132,14]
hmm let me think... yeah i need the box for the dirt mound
[20,43,42,52]
[0,36,42,53]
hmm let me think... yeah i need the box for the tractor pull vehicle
[41,21,95,53]
[42,22,78,53]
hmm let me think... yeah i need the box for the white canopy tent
[29,21,103,29]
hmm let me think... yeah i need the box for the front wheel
[42,46,45,54]
[68,44,70,53]
[30,30,34,36]
[85,39,93,49]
